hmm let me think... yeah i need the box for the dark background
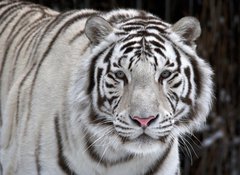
[27,0,240,174]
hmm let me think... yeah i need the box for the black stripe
[54,116,76,175]
[107,95,119,105]
[97,68,104,107]
[167,96,175,113]
[120,41,137,51]
[153,56,159,66]
[146,26,165,33]
[123,47,134,54]
[167,73,178,83]
[181,97,192,105]
[170,91,179,102]
[159,118,172,124]
[165,59,170,66]
[115,31,128,36]
[137,30,148,36]
[121,16,158,23]
[149,40,165,50]
[144,140,173,175]
[122,26,142,31]
[189,57,202,97]
[61,109,71,148]
[147,21,168,27]
[123,22,146,26]
[168,63,175,67]
[114,125,133,130]
[173,47,181,72]
[128,55,137,70]
[88,48,108,94]
[103,45,115,63]
[117,118,130,126]
[154,48,165,58]
[147,33,165,44]
[112,97,121,112]
[172,80,182,88]
[112,62,120,68]
[105,82,114,88]
[184,67,191,99]
[19,64,37,132]
[158,124,173,130]
[122,34,135,42]
[107,73,118,82]
[117,55,126,67]
[36,131,42,175]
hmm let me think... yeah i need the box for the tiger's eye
[160,70,171,79]
[115,71,125,79]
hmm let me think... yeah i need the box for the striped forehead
[114,18,171,66]
[113,33,167,69]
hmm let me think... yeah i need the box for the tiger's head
[71,11,213,155]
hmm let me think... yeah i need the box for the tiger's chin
[122,134,168,155]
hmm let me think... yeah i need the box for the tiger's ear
[171,17,201,44]
[85,16,113,44]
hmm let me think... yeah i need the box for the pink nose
[132,116,157,127]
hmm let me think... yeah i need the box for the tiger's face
[81,15,213,154]
[104,51,178,153]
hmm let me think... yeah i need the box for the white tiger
[0,0,214,175]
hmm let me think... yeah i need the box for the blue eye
[115,71,125,79]
[160,70,171,79]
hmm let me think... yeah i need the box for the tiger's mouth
[119,133,169,154]
[134,134,158,143]
[133,133,168,143]
[120,131,169,145]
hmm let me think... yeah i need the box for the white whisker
[83,127,114,153]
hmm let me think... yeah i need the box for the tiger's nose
[131,115,158,127]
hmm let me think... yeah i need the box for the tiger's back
[0,1,213,175]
